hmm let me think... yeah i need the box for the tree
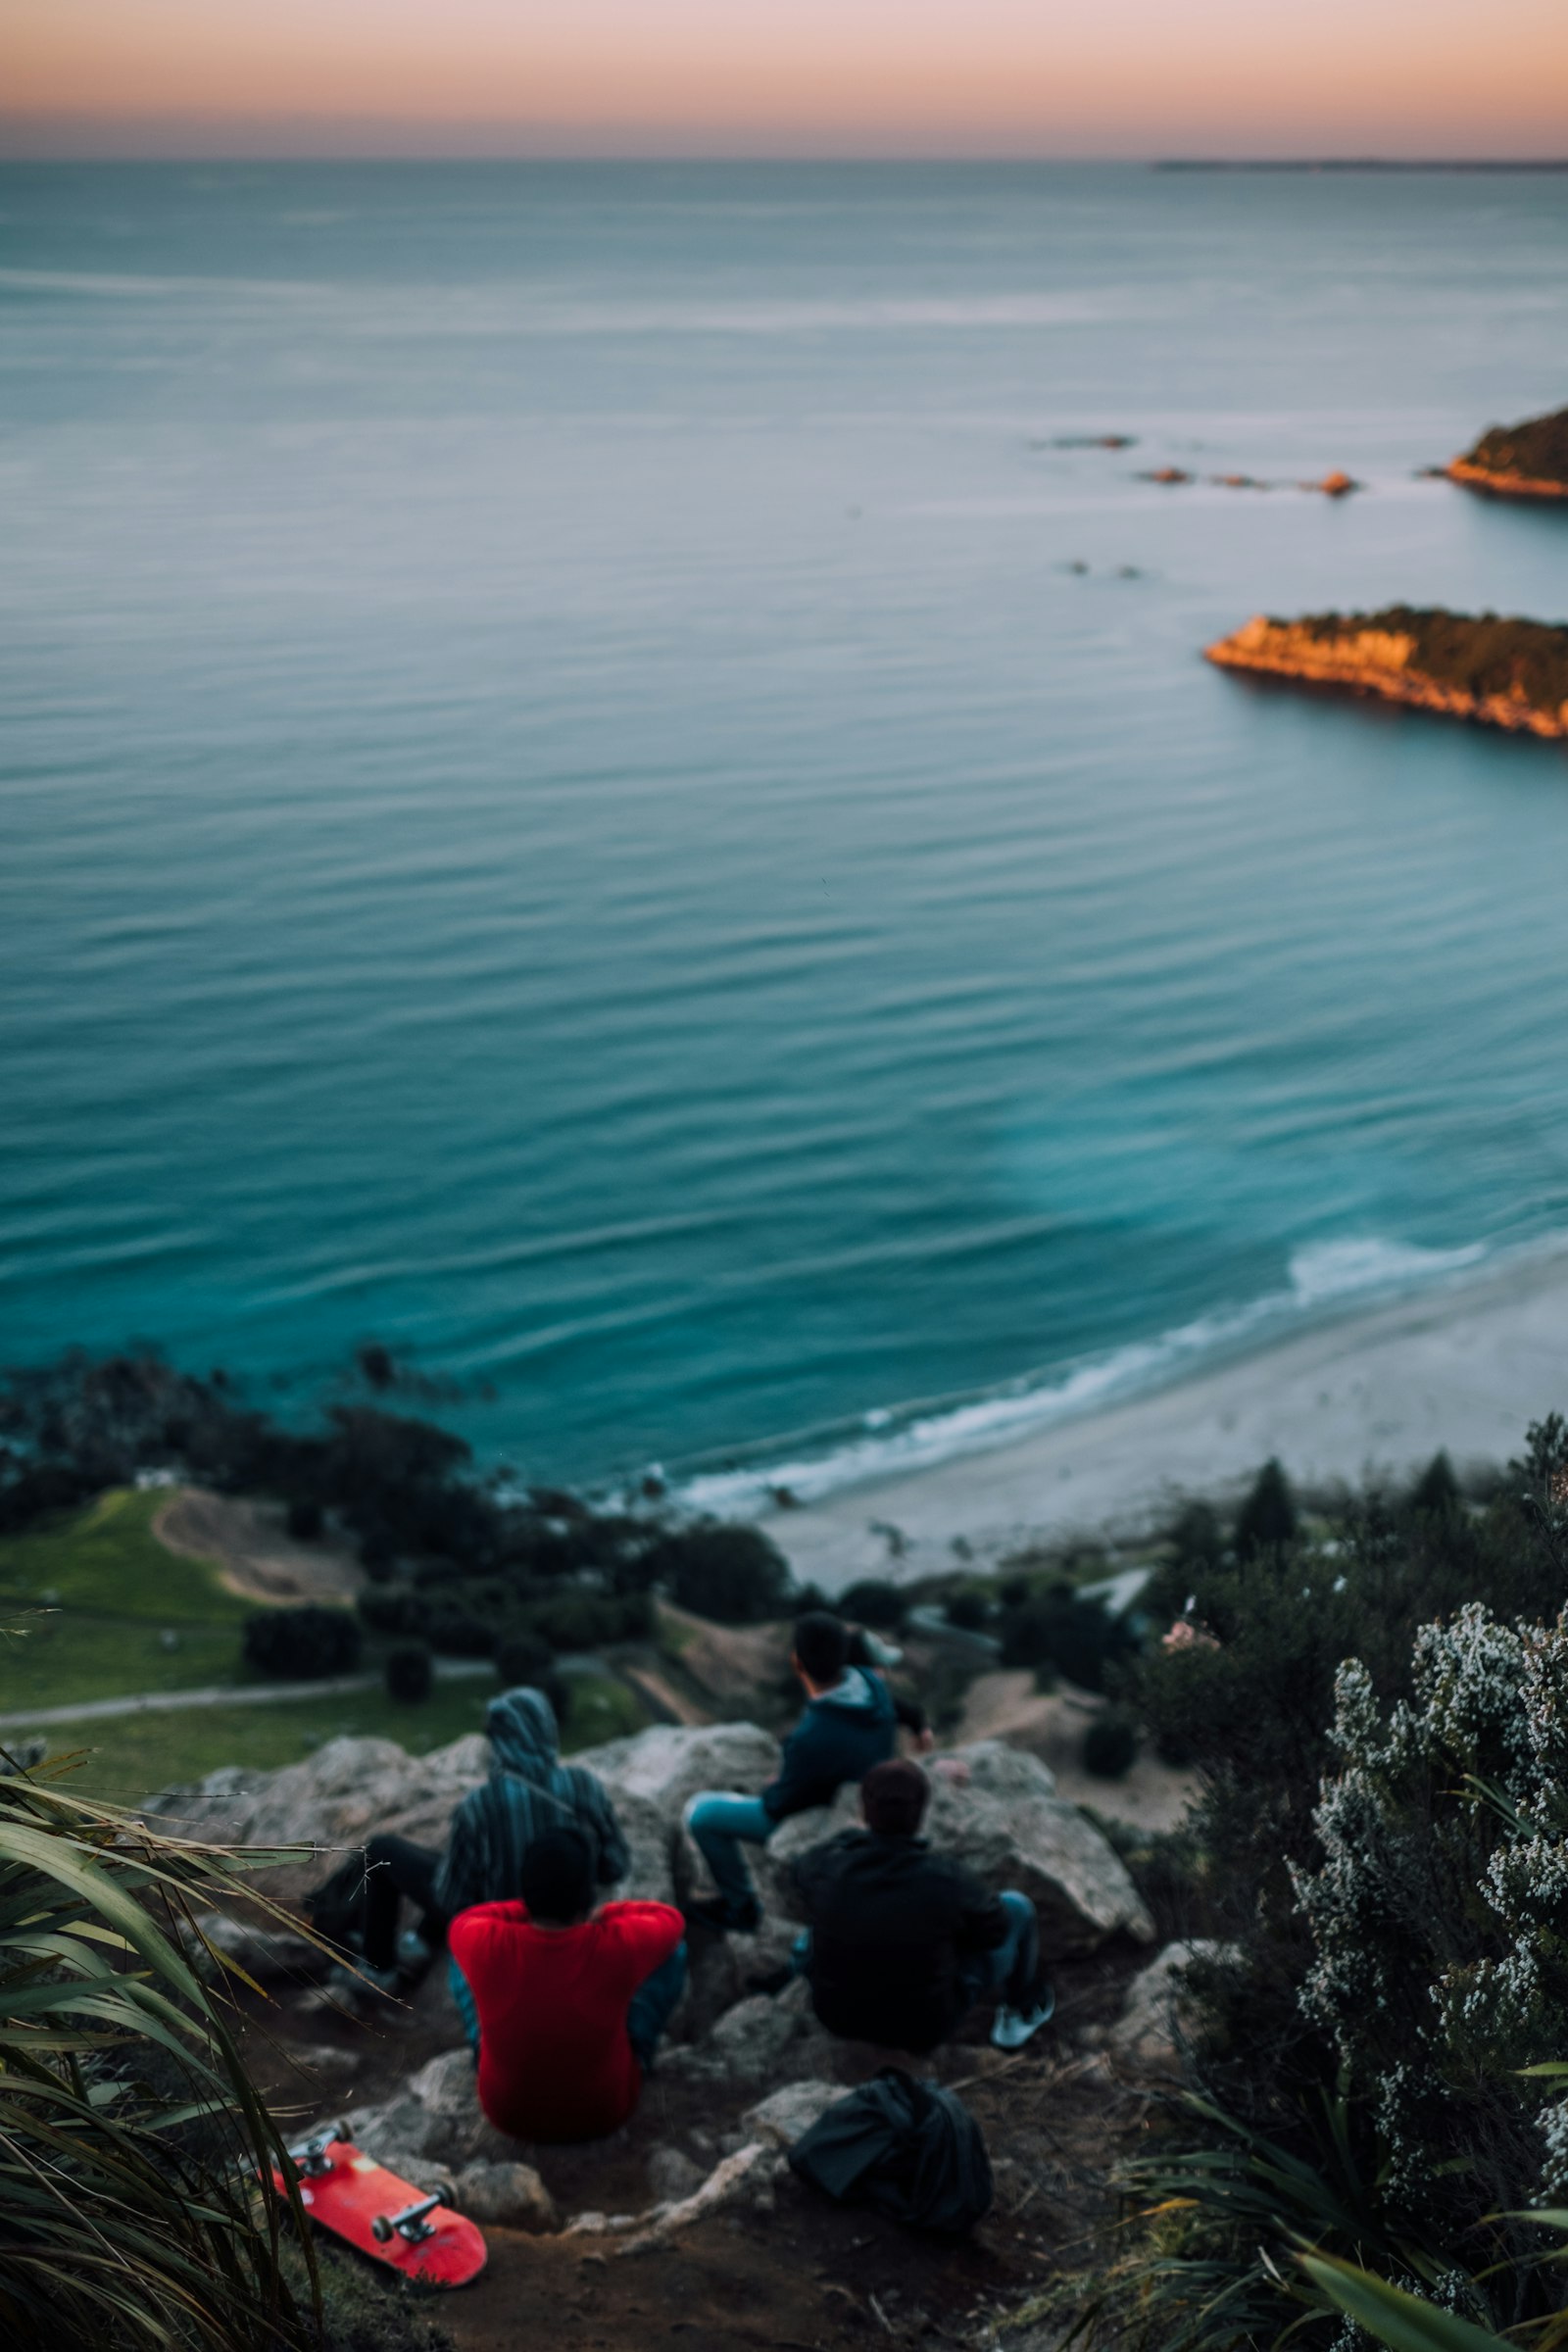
[649,1522,793,1624]
[385,1641,433,1702]
[1234,1456,1298,1558]
[242,1604,362,1681]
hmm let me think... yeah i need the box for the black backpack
[788,2068,994,2236]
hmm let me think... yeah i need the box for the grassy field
[0,1488,257,1713]
[33,1669,647,1804]
[0,1489,650,1802]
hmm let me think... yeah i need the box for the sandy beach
[770,1242,1568,1594]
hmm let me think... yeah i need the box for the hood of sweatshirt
[809,1665,888,1715]
[486,1686,560,1780]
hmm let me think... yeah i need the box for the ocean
[3,162,1567,1497]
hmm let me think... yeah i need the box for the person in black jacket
[684,1612,929,1933]
[789,1758,1054,2052]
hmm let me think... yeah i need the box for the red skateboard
[274,2124,487,2288]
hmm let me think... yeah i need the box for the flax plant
[0,1738,318,2350]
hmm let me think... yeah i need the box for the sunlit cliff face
[4,0,1567,155]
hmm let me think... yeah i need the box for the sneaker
[328,1959,400,2002]
[991,1980,1056,2051]
[684,1894,762,1936]
[396,1930,436,1976]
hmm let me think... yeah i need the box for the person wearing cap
[788,1758,1054,2052]
[446,1827,687,2142]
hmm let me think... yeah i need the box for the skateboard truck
[371,2193,442,2246]
[285,2124,352,2179]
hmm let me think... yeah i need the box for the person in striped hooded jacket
[353,1686,629,2016]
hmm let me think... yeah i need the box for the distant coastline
[1155,158,1568,172]
[762,1235,1568,1594]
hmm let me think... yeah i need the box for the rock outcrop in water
[1447,405,1568,502]
[1204,607,1568,738]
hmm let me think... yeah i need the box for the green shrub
[242,1603,362,1681]
[840,1579,908,1632]
[999,1588,1129,1690]
[648,1522,793,1623]
[1102,1416,1568,2350]
[945,1589,991,1632]
[1081,1710,1138,1779]
[1407,1446,1461,1517]
[1233,1455,1297,1559]
[385,1641,433,1703]
[0,1759,320,2349]
[523,1587,653,1651]
[495,1628,556,1685]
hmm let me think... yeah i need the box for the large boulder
[758,1740,1154,1956]
[148,1722,780,1909]
[145,1735,492,1894]
[577,1722,780,1819]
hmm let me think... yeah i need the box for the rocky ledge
[1204,607,1568,739]
[166,1720,1190,2265]
[1447,404,1568,503]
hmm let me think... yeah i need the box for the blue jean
[792,1890,1040,2010]
[448,1940,688,2067]
[958,1889,1039,2009]
[626,1942,688,2066]
[685,1791,774,1917]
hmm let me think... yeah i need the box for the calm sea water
[3,163,1568,1494]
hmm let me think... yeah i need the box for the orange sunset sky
[3,0,1567,158]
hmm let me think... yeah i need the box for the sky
[3,0,1568,159]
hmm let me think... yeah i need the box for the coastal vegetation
[0,1753,311,2350]
[1074,1418,1568,2351]
[1205,607,1568,737]
[1448,404,1568,500]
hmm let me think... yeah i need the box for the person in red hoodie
[447,1826,686,2143]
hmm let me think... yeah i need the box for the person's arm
[952,1867,1009,1956]
[431,1794,481,1920]
[606,1900,685,1988]
[890,1689,933,1749]
[760,1712,822,1820]
[587,1777,631,1886]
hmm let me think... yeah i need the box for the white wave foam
[1287,1236,1484,1305]
[674,1232,1494,1521]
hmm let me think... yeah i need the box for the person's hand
[915,1728,936,1754]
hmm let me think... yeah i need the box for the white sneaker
[991,1982,1055,2051]
[329,1960,400,2001]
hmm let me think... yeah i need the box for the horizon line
[3,148,1568,170]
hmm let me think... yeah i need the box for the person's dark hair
[861,1758,929,1838]
[519,1827,595,1924]
[793,1610,849,1687]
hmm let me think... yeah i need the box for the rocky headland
[153,1720,1192,2352]
[1204,606,1568,738]
[1446,404,1568,502]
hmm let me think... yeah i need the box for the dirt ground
[156,1488,365,1607]
[239,1929,1151,2352]
[954,1673,1199,1837]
